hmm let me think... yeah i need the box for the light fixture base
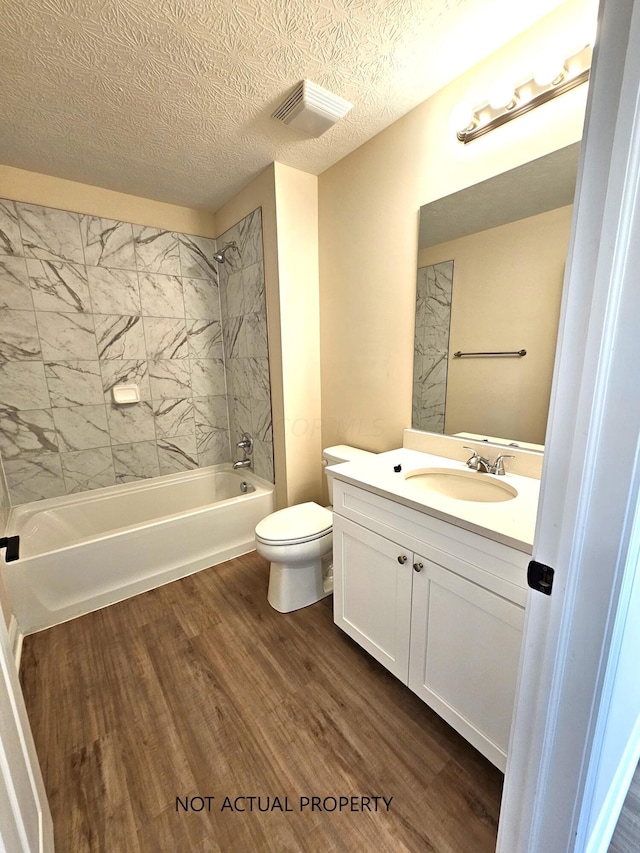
[457,43,591,145]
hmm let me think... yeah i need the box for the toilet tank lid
[323,445,375,465]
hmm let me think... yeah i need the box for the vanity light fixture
[454,42,592,144]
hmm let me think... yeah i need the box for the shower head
[212,242,238,264]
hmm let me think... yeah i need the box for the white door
[498,0,640,849]
[0,614,53,852]
[332,515,413,681]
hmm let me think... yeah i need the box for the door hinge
[527,560,554,595]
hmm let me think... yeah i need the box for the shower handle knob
[397,555,408,564]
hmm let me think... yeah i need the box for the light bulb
[534,55,567,87]
[488,78,515,110]
[450,101,475,133]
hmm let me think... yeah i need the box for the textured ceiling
[1,0,570,211]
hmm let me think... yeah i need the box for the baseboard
[8,614,23,671]
[586,712,640,853]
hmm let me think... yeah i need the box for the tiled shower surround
[0,199,274,504]
[218,210,274,483]
[412,260,453,433]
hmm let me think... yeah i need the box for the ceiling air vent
[272,80,352,137]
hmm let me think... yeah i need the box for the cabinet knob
[397,555,408,564]
[413,562,423,572]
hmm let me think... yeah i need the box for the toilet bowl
[256,502,333,613]
[255,445,374,613]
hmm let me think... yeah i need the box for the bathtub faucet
[232,459,252,470]
[233,432,253,470]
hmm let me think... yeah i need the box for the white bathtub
[3,465,274,635]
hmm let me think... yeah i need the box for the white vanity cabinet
[332,515,414,681]
[331,478,529,771]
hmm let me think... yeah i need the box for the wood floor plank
[252,682,443,850]
[21,550,506,852]
[609,760,640,853]
[53,734,143,853]
[416,760,501,853]
[155,572,224,639]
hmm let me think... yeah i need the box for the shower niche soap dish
[112,384,140,405]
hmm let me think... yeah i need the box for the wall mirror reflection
[412,142,581,449]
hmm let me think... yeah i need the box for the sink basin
[404,468,518,503]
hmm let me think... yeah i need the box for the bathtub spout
[233,459,252,470]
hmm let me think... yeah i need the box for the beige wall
[419,205,573,445]
[0,164,217,236]
[216,163,322,508]
[318,0,593,453]
[272,164,323,505]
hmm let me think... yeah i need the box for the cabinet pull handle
[397,555,408,564]
[413,562,423,572]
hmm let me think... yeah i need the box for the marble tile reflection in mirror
[412,261,453,433]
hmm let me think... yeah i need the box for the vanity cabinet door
[333,515,413,683]
[408,557,525,771]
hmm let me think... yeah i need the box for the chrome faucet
[232,432,253,470]
[464,447,491,471]
[464,447,514,476]
[232,459,251,470]
[491,454,515,476]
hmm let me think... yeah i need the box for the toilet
[255,445,374,613]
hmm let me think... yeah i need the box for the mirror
[412,143,581,449]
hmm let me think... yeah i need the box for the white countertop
[327,448,540,553]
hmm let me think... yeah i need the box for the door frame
[498,0,640,849]
[0,608,53,852]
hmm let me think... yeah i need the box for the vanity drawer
[332,479,528,603]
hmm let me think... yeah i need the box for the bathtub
[3,465,274,635]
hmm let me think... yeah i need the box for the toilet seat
[255,502,332,547]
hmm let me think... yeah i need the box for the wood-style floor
[21,551,503,853]
[610,760,640,853]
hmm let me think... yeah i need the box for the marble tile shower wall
[218,209,274,483]
[0,198,232,504]
[412,260,454,434]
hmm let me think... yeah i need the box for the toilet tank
[322,445,375,504]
